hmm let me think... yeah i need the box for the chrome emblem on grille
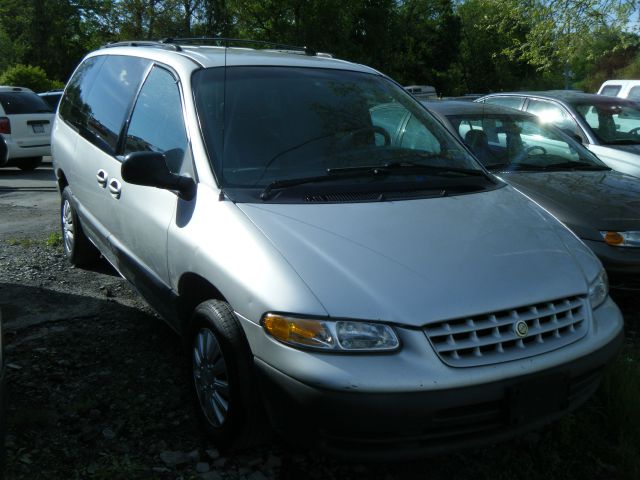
[514,321,529,338]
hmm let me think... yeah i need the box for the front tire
[61,187,99,267]
[190,300,267,450]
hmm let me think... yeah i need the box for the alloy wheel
[193,328,230,427]
[62,199,75,254]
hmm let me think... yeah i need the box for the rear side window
[600,85,621,97]
[59,56,106,129]
[628,86,640,101]
[0,92,51,114]
[526,99,579,134]
[483,96,525,110]
[60,55,151,154]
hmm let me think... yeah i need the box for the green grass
[485,344,640,480]
[5,232,63,249]
[45,231,63,248]
[6,237,38,247]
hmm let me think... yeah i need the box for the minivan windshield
[193,67,490,200]
[448,112,609,172]
[572,99,640,146]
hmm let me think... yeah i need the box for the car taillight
[0,117,10,134]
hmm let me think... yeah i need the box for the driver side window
[125,66,189,174]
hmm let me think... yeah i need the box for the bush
[0,64,62,92]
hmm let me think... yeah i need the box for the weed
[87,454,143,480]
[6,238,37,247]
[45,231,63,248]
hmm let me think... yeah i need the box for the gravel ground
[1,164,639,479]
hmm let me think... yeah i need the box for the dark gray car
[425,100,640,274]
[476,91,640,179]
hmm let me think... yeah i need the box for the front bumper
[256,328,623,460]
[584,239,640,274]
[245,299,624,460]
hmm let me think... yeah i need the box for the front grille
[424,296,589,367]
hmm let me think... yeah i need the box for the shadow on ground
[1,283,638,480]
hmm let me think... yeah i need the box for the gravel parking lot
[1,162,639,480]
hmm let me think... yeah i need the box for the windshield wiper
[502,163,547,171]
[541,161,609,171]
[328,161,487,177]
[261,162,489,200]
[492,161,609,172]
[604,139,640,145]
[260,169,387,200]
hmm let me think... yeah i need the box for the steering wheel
[342,126,391,146]
[628,127,640,135]
[525,146,547,156]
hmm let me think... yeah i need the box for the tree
[485,0,638,87]
[387,0,461,91]
[455,0,542,93]
[0,64,62,91]
[0,0,97,82]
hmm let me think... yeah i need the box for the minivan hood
[503,170,640,240]
[238,187,597,327]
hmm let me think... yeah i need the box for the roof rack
[160,37,317,56]
[101,41,183,52]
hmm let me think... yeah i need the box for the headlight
[601,231,640,247]
[261,313,400,352]
[588,269,609,309]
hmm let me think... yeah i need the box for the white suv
[598,79,640,101]
[52,40,623,459]
[0,86,53,170]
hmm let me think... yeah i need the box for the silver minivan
[52,40,623,459]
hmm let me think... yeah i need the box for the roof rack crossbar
[160,37,317,56]
[101,41,182,52]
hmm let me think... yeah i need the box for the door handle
[96,169,108,187]
[108,178,121,199]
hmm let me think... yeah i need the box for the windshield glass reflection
[573,100,640,145]
[447,113,609,172]
[193,67,483,189]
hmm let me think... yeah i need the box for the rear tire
[190,300,268,450]
[61,187,99,267]
[17,157,42,171]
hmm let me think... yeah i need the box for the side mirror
[121,151,196,200]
